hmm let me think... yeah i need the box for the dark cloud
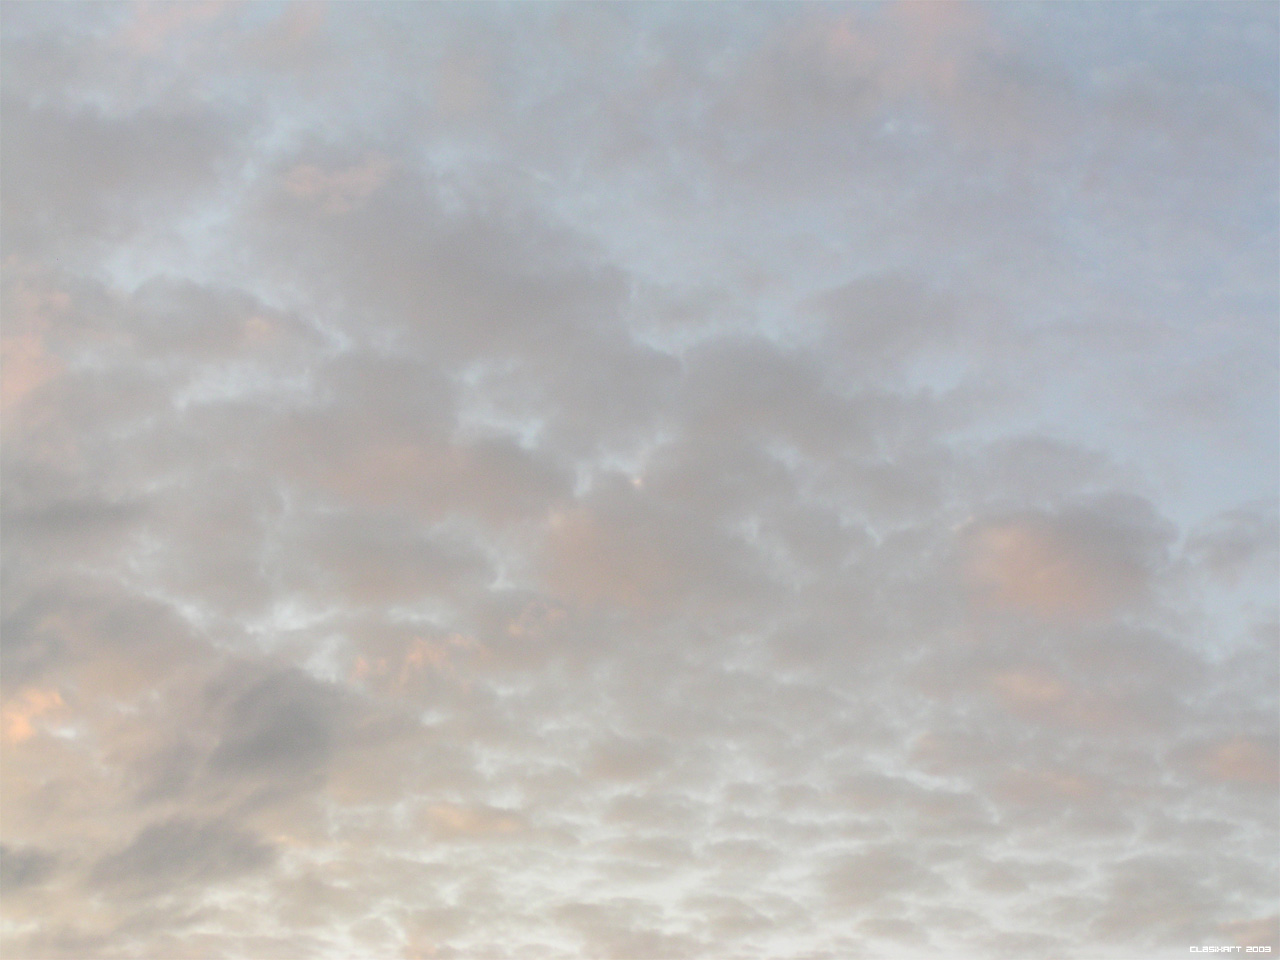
[205,668,343,784]
[88,817,275,895]
[0,843,58,893]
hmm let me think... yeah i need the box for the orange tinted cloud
[0,331,59,414]
[1,269,68,421]
[965,518,1144,618]
[398,633,480,688]
[1202,737,1279,787]
[282,155,393,215]
[991,668,1068,706]
[352,633,483,693]
[426,804,523,837]
[1,687,65,744]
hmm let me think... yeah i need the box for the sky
[1,2,1277,958]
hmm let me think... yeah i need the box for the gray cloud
[88,817,275,895]
[204,668,341,783]
[0,98,242,259]
[0,843,58,894]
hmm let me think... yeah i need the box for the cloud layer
[2,3,1277,958]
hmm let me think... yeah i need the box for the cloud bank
[2,3,1277,958]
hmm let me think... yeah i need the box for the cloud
[1219,915,1280,949]
[964,495,1173,618]
[823,843,942,908]
[0,328,61,419]
[0,263,69,431]
[1198,736,1279,788]
[0,98,241,257]
[1,687,65,744]
[88,817,275,894]
[116,1,233,56]
[1186,501,1280,583]
[991,667,1068,704]
[0,844,58,893]
[0,3,1274,958]
[425,803,524,839]
[281,155,393,215]
[205,668,342,783]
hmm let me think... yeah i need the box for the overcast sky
[1,2,1277,958]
